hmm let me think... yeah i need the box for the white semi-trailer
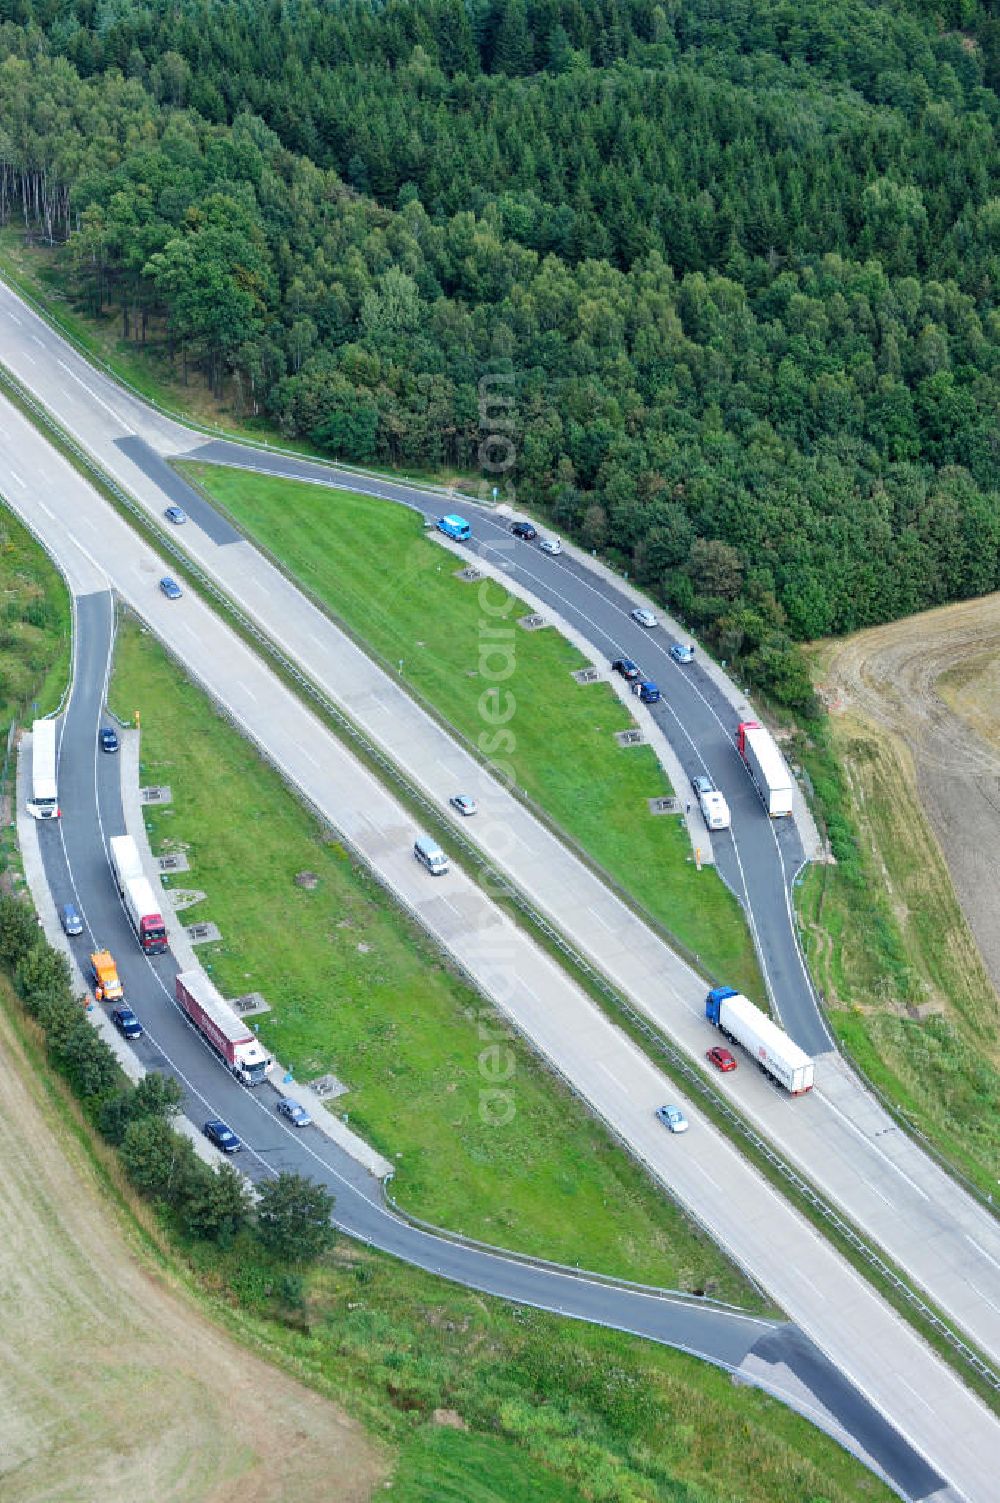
[736,720,794,817]
[109,835,167,954]
[28,717,59,819]
[705,986,814,1094]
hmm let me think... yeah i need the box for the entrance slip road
[1,377,998,1498]
[33,584,947,1502]
[0,275,997,1374]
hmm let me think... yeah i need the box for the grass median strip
[179,461,762,999]
[110,616,766,1305]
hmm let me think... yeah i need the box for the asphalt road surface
[29,588,949,1502]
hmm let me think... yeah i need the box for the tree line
[0,2,997,702]
[0,893,336,1266]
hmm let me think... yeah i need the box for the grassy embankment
[0,503,72,875]
[794,710,999,1194]
[179,462,762,1000]
[110,616,760,1297]
[0,977,888,1503]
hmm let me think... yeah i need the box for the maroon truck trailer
[175,970,272,1086]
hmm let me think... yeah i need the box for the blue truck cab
[437,514,471,541]
[631,679,661,704]
[705,986,738,1024]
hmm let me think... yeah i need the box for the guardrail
[3,356,999,1398]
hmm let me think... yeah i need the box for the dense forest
[1,0,999,702]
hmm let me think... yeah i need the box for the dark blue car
[99,727,119,753]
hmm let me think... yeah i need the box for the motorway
[29,582,944,1503]
[2,276,997,1374]
[2,282,1000,1494]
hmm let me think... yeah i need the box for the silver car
[655,1104,689,1134]
[538,537,562,555]
[630,607,658,628]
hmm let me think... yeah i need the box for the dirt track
[0,999,386,1503]
[816,592,1000,1002]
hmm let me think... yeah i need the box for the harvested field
[814,592,1000,1008]
[0,991,386,1503]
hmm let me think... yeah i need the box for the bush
[255,1172,335,1264]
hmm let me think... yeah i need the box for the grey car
[630,607,658,628]
[691,773,715,796]
[276,1097,312,1127]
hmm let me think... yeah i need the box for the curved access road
[2,362,999,1500]
[2,281,996,1377]
[26,584,948,1502]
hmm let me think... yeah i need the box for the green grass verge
[109,616,766,1304]
[179,462,762,1000]
[0,966,886,1503]
[794,717,1000,1195]
[0,501,72,729]
[187,1234,892,1503]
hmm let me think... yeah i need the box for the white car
[655,1104,689,1134]
[630,607,658,628]
[669,642,695,664]
[538,537,562,555]
[699,790,731,831]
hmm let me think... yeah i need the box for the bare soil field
[0,995,387,1503]
[814,591,1000,1010]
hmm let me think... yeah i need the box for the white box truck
[737,721,794,817]
[705,986,813,1094]
[27,718,59,819]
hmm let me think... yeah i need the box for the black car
[203,1119,242,1153]
[111,1006,143,1040]
[99,727,120,754]
[612,658,641,681]
[511,520,537,540]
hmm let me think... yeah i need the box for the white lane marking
[238,681,259,704]
[300,746,320,768]
[36,500,55,519]
[597,1059,628,1094]
[814,1089,929,1201]
[588,903,619,933]
[897,1375,934,1415]
[31,333,45,348]
[21,350,35,366]
[8,469,26,489]
[7,311,21,325]
[966,1235,1000,1276]
[969,1282,1000,1319]
[57,358,131,431]
[865,1180,894,1208]
[793,1268,826,1300]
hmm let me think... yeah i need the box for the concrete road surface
[2,381,999,1499]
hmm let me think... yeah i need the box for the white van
[698,790,731,831]
[414,835,449,875]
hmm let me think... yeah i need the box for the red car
[707,1045,737,1072]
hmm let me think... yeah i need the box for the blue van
[437,514,471,542]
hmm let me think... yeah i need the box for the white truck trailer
[737,720,794,817]
[27,717,59,819]
[109,835,167,954]
[705,986,814,1094]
